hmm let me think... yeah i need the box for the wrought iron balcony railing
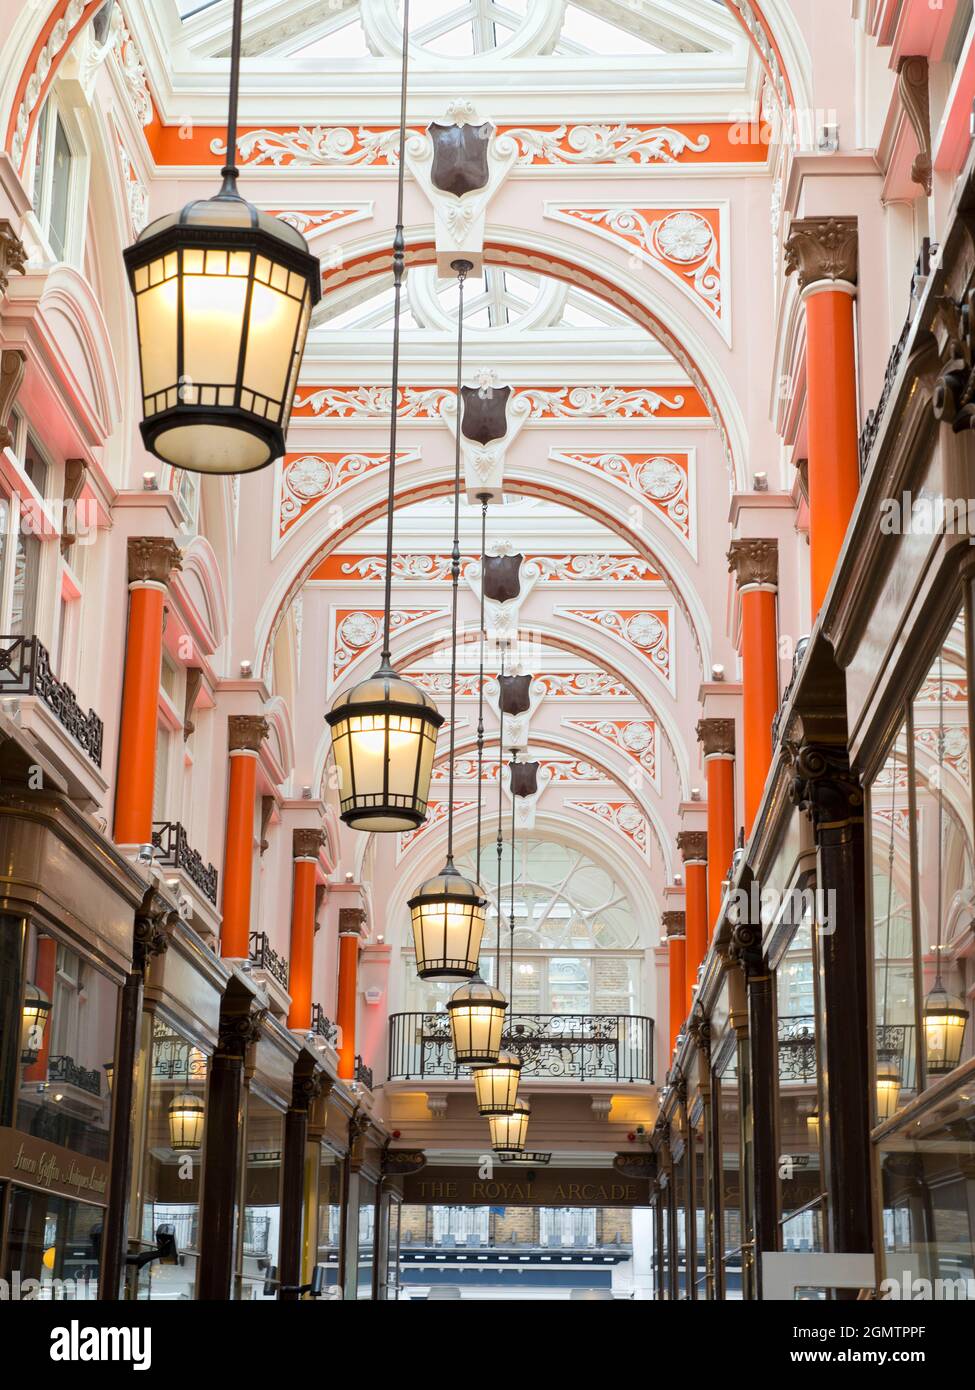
[310,1003,338,1046]
[388,1012,654,1083]
[48,1054,101,1096]
[354,1054,374,1090]
[778,1016,916,1088]
[0,634,103,766]
[247,931,289,990]
[152,820,218,904]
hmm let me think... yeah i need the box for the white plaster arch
[319,222,749,487]
[256,468,714,694]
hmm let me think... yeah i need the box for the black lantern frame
[447,976,507,1064]
[123,0,319,475]
[326,662,443,832]
[409,861,486,979]
[472,1050,522,1115]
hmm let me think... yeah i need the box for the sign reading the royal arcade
[402,1167,648,1207]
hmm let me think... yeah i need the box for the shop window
[317,1149,343,1288]
[12,922,117,1162]
[715,1050,743,1300]
[132,1018,208,1301]
[356,1177,377,1299]
[880,1102,975,1294]
[775,919,826,1252]
[911,617,973,1087]
[539,1207,597,1249]
[3,1188,101,1297]
[238,1091,283,1300]
[870,728,918,1115]
[432,1204,489,1247]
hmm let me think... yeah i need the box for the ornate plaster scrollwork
[405,103,518,276]
[441,368,531,503]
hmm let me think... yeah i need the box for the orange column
[336,908,365,1081]
[729,539,779,837]
[220,715,268,960]
[113,538,181,845]
[785,218,859,616]
[287,829,323,1031]
[678,832,708,1014]
[664,911,686,1057]
[697,718,736,938]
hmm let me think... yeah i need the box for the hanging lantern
[20,982,51,1063]
[923,984,969,1076]
[123,0,319,475]
[473,1051,521,1115]
[875,1051,902,1121]
[447,976,507,1064]
[103,1062,114,1095]
[488,1098,530,1153]
[168,1092,206,1152]
[326,664,444,831]
[409,860,486,979]
[805,1105,819,1143]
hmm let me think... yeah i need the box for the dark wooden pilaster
[198,989,267,1300]
[790,741,872,1254]
[98,889,174,1299]
[279,1059,330,1299]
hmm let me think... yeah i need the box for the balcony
[0,634,103,766]
[151,820,218,905]
[248,931,289,990]
[48,1053,101,1096]
[310,1003,338,1046]
[388,1013,654,1083]
[354,1054,374,1089]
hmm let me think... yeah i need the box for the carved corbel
[0,349,27,451]
[0,222,27,299]
[133,887,177,974]
[898,57,932,197]
[217,1005,268,1061]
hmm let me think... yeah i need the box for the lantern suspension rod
[934,652,945,990]
[509,750,517,1003]
[380,0,413,663]
[444,260,473,864]
[475,494,490,884]
[220,0,244,194]
[496,641,507,982]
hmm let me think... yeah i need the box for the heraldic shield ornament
[461,384,512,445]
[429,121,494,197]
[483,553,524,603]
[499,672,533,716]
[510,761,541,798]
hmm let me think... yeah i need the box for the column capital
[787,740,863,830]
[339,906,367,938]
[662,910,686,939]
[696,717,735,757]
[228,714,269,753]
[133,887,178,974]
[293,826,325,860]
[784,216,858,293]
[727,537,778,590]
[127,536,183,588]
[677,830,708,864]
[216,1005,268,1060]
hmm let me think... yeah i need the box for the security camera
[137,844,155,865]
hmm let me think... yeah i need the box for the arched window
[401,835,644,1016]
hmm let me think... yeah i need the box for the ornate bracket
[898,57,932,197]
[0,222,27,298]
[787,741,863,829]
[933,291,975,432]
